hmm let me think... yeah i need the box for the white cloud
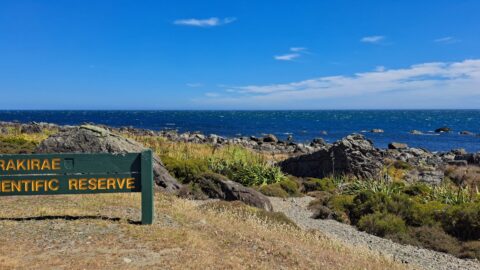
[290,47,306,52]
[197,59,480,109]
[434,36,460,44]
[274,53,300,61]
[174,17,236,27]
[274,47,308,61]
[361,35,385,44]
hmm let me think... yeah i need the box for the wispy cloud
[274,53,301,61]
[361,35,385,44]
[197,59,480,109]
[174,17,236,27]
[290,47,307,52]
[186,83,203,88]
[274,47,308,61]
[434,36,460,44]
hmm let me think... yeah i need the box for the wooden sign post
[0,150,154,225]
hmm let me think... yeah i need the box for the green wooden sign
[0,150,154,225]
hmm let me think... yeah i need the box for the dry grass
[0,193,408,270]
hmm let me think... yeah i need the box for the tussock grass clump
[132,136,287,187]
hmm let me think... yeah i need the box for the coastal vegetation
[0,126,405,269]
[1,123,479,263]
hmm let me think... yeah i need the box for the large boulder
[35,125,181,192]
[180,173,273,211]
[279,134,383,179]
[388,142,408,150]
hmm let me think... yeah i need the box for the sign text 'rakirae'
[0,151,154,224]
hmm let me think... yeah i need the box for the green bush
[440,202,480,240]
[303,178,336,192]
[408,226,461,255]
[357,212,407,237]
[403,200,447,227]
[327,194,354,216]
[162,156,209,183]
[258,183,289,198]
[348,191,390,223]
[279,177,302,196]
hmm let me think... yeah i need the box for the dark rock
[191,173,273,211]
[370,129,384,133]
[418,169,444,185]
[452,148,467,155]
[250,136,260,142]
[447,160,468,166]
[20,122,42,134]
[35,125,181,193]
[280,134,383,179]
[455,153,480,165]
[388,142,408,150]
[410,130,423,135]
[435,127,451,133]
[262,134,278,143]
[459,130,474,135]
[310,138,327,146]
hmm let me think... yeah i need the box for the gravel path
[269,196,480,270]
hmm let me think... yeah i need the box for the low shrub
[303,178,336,192]
[408,226,461,255]
[403,183,431,196]
[258,183,289,198]
[0,136,37,154]
[279,177,302,196]
[327,194,354,215]
[348,191,390,223]
[357,212,407,237]
[440,202,480,241]
[403,200,447,227]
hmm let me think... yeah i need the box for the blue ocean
[0,110,479,152]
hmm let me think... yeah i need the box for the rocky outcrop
[388,142,408,150]
[35,125,181,192]
[435,127,451,133]
[181,173,273,211]
[279,134,384,179]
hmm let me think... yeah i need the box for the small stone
[434,126,451,133]
[370,129,384,133]
[123,258,132,264]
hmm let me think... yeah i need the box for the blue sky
[1,0,479,109]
